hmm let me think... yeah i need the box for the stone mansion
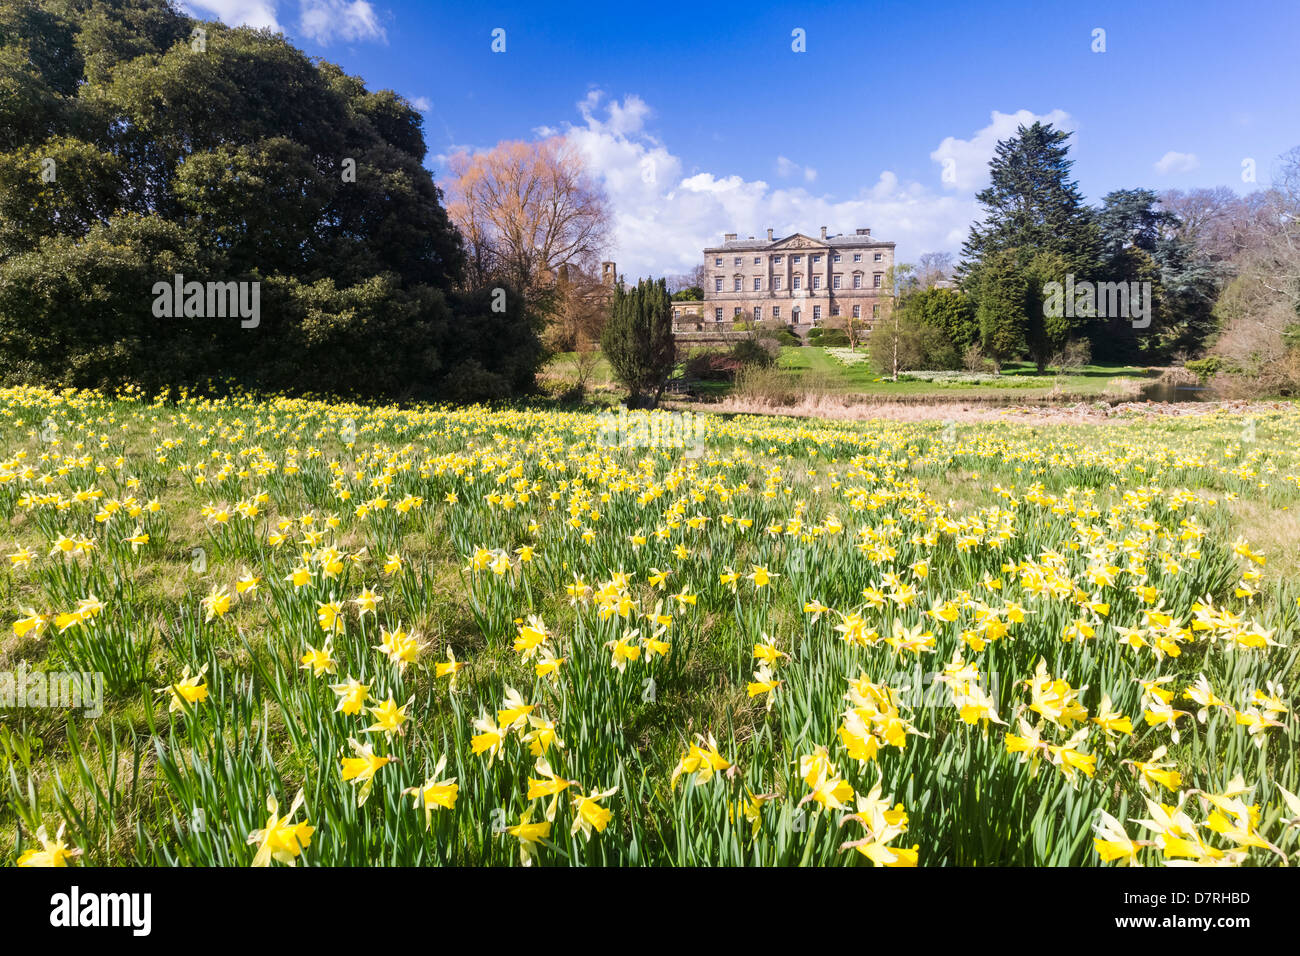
[675,226,895,332]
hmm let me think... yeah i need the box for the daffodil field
[3,384,1299,868]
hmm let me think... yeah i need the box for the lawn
[3,385,1298,867]
[777,347,1156,400]
[544,347,1158,404]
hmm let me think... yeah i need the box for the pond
[1135,381,1216,403]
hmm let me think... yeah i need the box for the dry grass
[685,394,1297,426]
[1226,498,1300,583]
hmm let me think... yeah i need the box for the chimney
[856,228,870,236]
[820,226,827,239]
[766,228,773,241]
[724,232,737,242]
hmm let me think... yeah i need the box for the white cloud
[410,96,432,113]
[930,108,1075,192]
[182,1,281,30]
[298,0,385,45]
[1154,150,1200,174]
[577,90,652,137]
[553,93,1060,280]
[183,1,388,44]
[776,156,817,183]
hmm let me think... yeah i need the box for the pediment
[772,233,826,250]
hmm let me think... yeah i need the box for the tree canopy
[0,0,545,400]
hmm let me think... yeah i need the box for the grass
[780,348,1155,399]
[3,386,1298,868]
[544,348,1158,405]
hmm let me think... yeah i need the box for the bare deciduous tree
[1159,186,1272,262]
[666,264,707,297]
[442,137,612,297]
[867,263,917,380]
[547,263,612,353]
[1206,147,1300,394]
[917,251,955,289]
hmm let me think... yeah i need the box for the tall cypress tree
[600,277,675,408]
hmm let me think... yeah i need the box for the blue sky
[189,0,1299,278]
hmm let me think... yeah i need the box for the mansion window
[734,307,742,317]
[714,308,723,322]
[812,275,822,290]
[753,306,762,321]
[833,275,841,289]
[833,254,842,263]
[872,305,880,318]
[813,305,822,322]
[874,252,883,261]
[853,274,862,289]
[714,277,723,291]
[853,253,862,262]
[852,304,861,318]
[715,257,722,267]
[753,257,761,264]
[734,257,741,266]
[773,255,783,264]
[792,275,801,290]
[734,277,742,291]
[873,273,882,288]
[830,304,840,316]
[812,254,822,263]
[773,276,782,290]
[673,308,680,319]
[792,255,802,264]
[753,277,762,290]
[772,306,781,320]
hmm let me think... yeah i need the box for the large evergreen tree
[896,286,979,359]
[960,122,1100,278]
[600,278,675,408]
[975,248,1029,369]
[1093,188,1218,360]
[0,0,544,400]
[959,123,1100,363]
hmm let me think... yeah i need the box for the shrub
[730,338,776,369]
[684,350,739,381]
[813,328,850,347]
[964,343,998,374]
[1185,357,1224,383]
[733,365,800,405]
[1050,337,1092,372]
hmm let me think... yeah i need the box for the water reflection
[1136,381,1214,403]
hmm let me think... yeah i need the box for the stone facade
[686,226,895,333]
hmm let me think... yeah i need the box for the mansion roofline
[703,226,894,253]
